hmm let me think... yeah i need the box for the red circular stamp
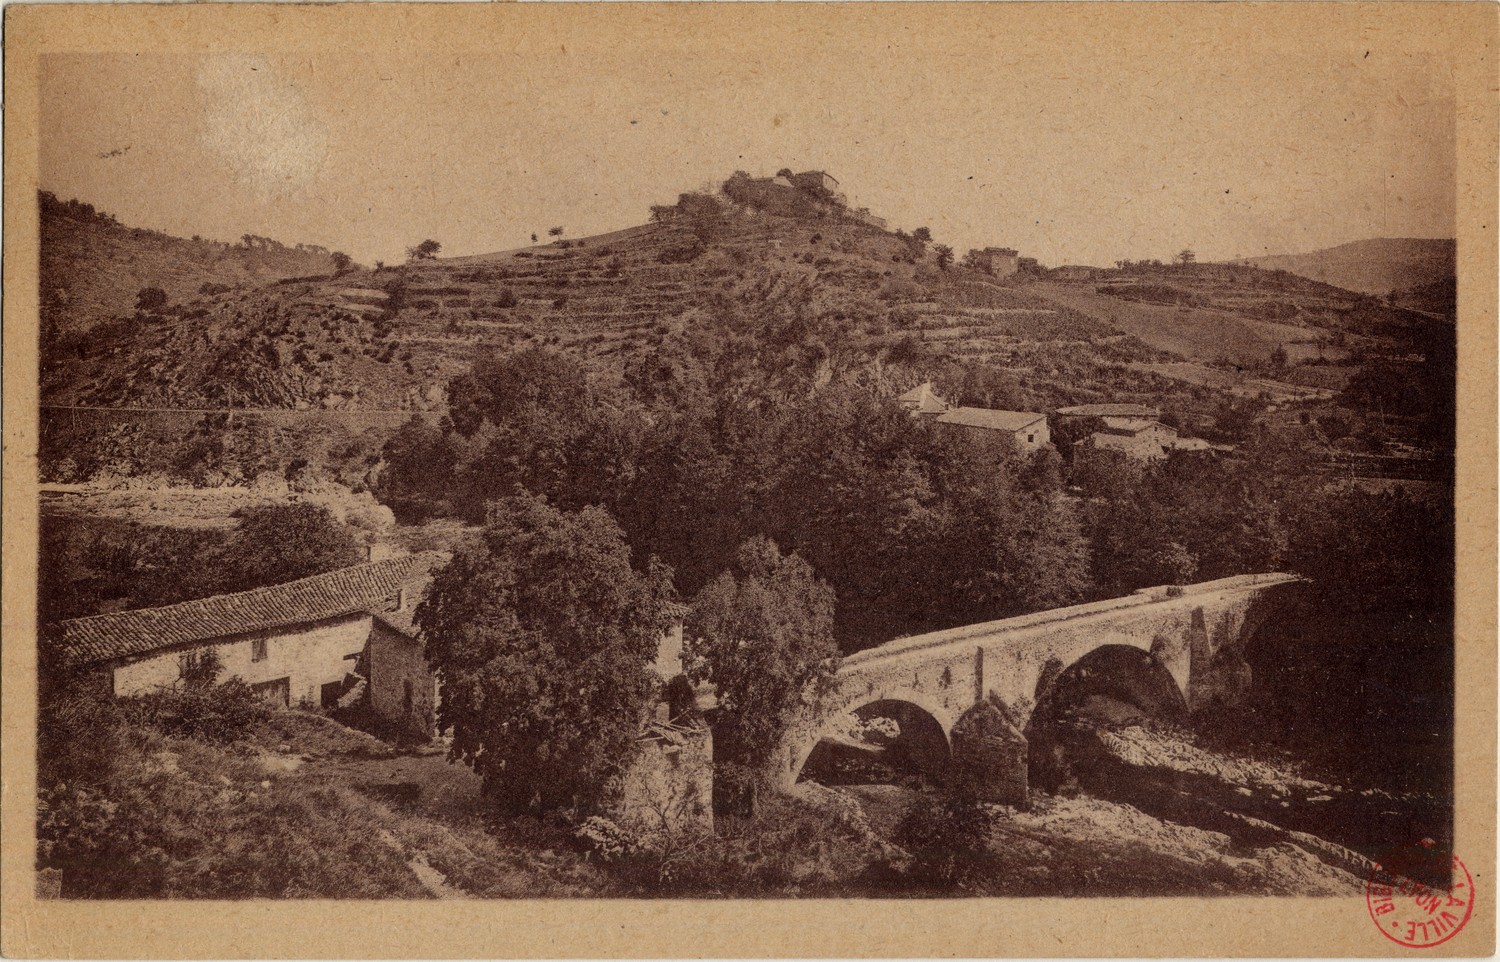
[1366,839,1475,948]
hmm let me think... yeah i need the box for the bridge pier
[949,698,1028,804]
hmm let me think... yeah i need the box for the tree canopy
[219,502,364,592]
[684,537,838,804]
[416,493,677,813]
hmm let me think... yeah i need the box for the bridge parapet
[840,573,1304,677]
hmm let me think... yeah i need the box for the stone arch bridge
[780,573,1306,797]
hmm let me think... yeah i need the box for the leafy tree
[135,287,168,312]
[933,244,955,271]
[406,239,442,262]
[416,494,677,813]
[1048,414,1108,465]
[1177,249,1196,266]
[912,227,932,244]
[548,226,565,238]
[330,251,353,273]
[218,503,363,592]
[684,537,838,811]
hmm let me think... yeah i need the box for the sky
[38,8,1457,268]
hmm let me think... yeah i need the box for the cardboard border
[3,4,1494,957]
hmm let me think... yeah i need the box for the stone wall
[613,721,714,836]
[111,614,373,707]
[367,620,438,737]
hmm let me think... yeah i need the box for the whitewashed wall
[111,614,374,707]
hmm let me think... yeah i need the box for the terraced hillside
[42,203,1163,412]
[1027,262,1442,399]
[41,186,1447,446]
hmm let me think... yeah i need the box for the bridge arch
[789,689,953,786]
[1033,643,1189,726]
[1027,643,1187,791]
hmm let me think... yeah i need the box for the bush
[895,785,998,890]
[126,672,272,744]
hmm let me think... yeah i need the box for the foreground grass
[38,712,607,899]
[39,708,1365,899]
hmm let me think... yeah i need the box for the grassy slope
[40,711,608,899]
[42,708,1363,899]
[41,199,344,339]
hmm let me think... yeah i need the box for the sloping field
[1127,362,1334,401]
[1030,282,1284,366]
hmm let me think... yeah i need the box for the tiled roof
[936,407,1046,434]
[52,554,439,665]
[1056,403,1160,418]
[1101,416,1176,436]
[896,382,949,416]
[1088,431,1166,459]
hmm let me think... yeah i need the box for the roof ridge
[53,552,427,631]
[52,551,445,666]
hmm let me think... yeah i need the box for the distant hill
[41,188,1161,412]
[39,179,1439,421]
[1234,238,1454,297]
[40,191,349,342]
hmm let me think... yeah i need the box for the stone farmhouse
[896,382,1051,454]
[972,247,1021,278]
[1065,406,1226,462]
[937,407,1052,454]
[51,553,443,737]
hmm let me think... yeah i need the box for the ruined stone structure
[778,573,1305,797]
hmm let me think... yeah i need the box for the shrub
[135,287,169,312]
[126,674,272,743]
[894,785,998,890]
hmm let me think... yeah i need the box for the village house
[50,553,443,737]
[895,381,949,418]
[1063,404,1224,462]
[936,406,1051,454]
[972,247,1022,278]
[897,383,1050,454]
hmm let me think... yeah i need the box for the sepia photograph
[2,2,1495,957]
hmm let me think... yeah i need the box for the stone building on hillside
[790,170,848,206]
[1069,407,1225,463]
[895,381,950,418]
[972,247,1022,278]
[896,384,1050,455]
[935,406,1051,455]
[50,553,443,737]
